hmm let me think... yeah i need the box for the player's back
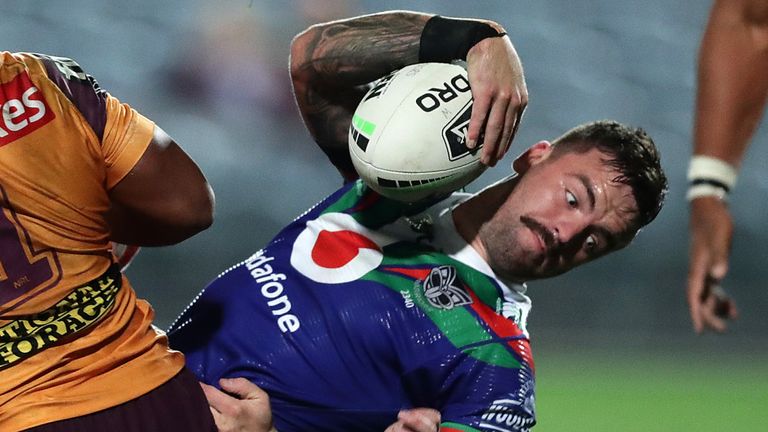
[0,52,184,430]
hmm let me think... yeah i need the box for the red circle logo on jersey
[291,212,393,284]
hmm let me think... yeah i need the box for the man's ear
[512,141,552,173]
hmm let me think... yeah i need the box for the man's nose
[554,218,588,245]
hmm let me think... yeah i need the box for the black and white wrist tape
[686,155,738,201]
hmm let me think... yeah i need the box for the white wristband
[686,183,728,201]
[687,155,738,201]
[687,155,738,188]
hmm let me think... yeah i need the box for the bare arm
[687,0,768,332]
[694,0,768,164]
[289,10,527,180]
[290,11,430,181]
[106,126,214,246]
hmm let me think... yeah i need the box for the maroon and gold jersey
[0,52,184,430]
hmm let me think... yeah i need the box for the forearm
[694,0,768,166]
[291,11,430,86]
[290,11,513,178]
[290,11,431,179]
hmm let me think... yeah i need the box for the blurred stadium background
[4,0,766,430]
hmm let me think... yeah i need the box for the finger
[702,309,727,332]
[700,294,727,332]
[729,300,740,320]
[219,377,265,400]
[707,233,730,283]
[403,408,441,426]
[383,422,402,432]
[467,91,491,150]
[509,100,525,144]
[711,287,739,320]
[208,406,226,431]
[686,259,709,333]
[481,97,507,166]
[496,102,518,162]
[398,409,441,432]
[704,280,737,331]
[715,297,737,320]
[200,381,236,412]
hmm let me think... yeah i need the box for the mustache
[520,215,557,254]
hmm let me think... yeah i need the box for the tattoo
[302,84,363,179]
[307,12,426,82]
[292,12,430,176]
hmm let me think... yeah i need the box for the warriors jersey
[0,52,184,430]
[169,181,537,432]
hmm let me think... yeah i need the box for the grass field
[533,350,768,431]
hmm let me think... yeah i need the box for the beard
[479,214,572,282]
[479,216,543,282]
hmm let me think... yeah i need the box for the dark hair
[550,120,668,230]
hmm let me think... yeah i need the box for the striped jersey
[169,181,537,432]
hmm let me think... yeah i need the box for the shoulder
[7,52,110,140]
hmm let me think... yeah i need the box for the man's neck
[452,176,517,263]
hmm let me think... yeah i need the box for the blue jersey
[168,181,536,432]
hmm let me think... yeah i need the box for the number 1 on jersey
[0,193,59,307]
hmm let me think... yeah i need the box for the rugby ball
[348,62,485,202]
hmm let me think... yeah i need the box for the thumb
[219,377,265,400]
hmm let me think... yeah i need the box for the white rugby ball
[348,62,485,202]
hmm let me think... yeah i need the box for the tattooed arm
[289,10,527,180]
[290,11,430,181]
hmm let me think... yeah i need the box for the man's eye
[566,191,578,207]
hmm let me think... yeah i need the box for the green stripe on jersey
[440,422,482,431]
[367,244,521,369]
[384,242,501,311]
[321,189,524,369]
[322,181,431,229]
[323,182,368,215]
